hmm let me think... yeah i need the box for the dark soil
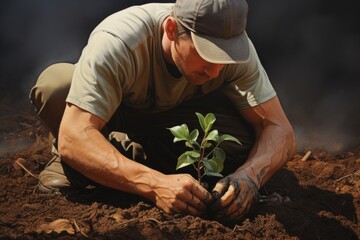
[0,99,359,240]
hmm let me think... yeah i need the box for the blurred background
[0,0,359,152]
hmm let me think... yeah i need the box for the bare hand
[153,174,212,216]
[210,170,259,221]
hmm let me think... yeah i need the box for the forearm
[209,97,296,220]
[58,125,161,201]
[237,124,296,188]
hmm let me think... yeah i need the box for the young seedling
[168,112,241,185]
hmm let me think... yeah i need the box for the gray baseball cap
[174,0,250,64]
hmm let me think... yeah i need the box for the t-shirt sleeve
[66,31,133,122]
[222,39,276,110]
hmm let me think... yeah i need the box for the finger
[227,206,247,221]
[226,195,250,221]
[226,185,255,220]
[179,190,207,211]
[211,178,229,200]
[190,182,213,204]
[201,181,209,190]
[227,195,253,221]
[211,182,239,211]
[186,204,203,216]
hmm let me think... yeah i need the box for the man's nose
[204,64,224,79]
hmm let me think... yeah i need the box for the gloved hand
[210,170,259,221]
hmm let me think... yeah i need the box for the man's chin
[188,78,209,85]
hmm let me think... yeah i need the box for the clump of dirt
[0,99,359,240]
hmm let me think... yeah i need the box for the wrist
[147,171,171,203]
[237,167,261,189]
[127,167,165,202]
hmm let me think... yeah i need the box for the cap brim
[191,31,250,64]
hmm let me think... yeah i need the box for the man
[30,0,296,221]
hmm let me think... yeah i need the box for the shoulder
[90,3,173,50]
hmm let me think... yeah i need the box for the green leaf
[204,130,218,141]
[189,129,199,142]
[204,171,223,177]
[214,135,220,144]
[185,141,193,148]
[170,113,231,180]
[204,113,216,133]
[176,153,196,170]
[201,158,213,172]
[186,141,200,149]
[184,150,200,158]
[202,154,224,173]
[195,112,206,132]
[207,158,224,173]
[219,134,241,145]
[207,148,226,173]
[204,142,213,148]
[214,148,226,162]
[168,124,189,142]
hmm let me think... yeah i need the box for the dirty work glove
[210,170,259,221]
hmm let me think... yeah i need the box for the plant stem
[197,139,208,185]
[197,157,202,185]
[205,142,220,159]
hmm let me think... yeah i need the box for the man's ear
[164,17,177,41]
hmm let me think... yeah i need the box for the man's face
[171,35,224,85]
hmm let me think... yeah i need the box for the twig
[233,225,246,231]
[116,218,137,226]
[14,160,39,179]
[147,218,162,224]
[335,174,353,182]
[301,151,312,161]
[70,219,89,238]
[335,171,360,182]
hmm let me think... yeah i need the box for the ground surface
[0,99,359,240]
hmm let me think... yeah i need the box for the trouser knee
[29,63,74,138]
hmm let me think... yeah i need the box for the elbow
[57,130,74,163]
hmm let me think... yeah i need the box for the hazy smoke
[247,0,360,151]
[0,0,170,99]
[1,0,359,152]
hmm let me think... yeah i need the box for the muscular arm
[211,96,296,220]
[58,103,212,215]
[237,96,296,187]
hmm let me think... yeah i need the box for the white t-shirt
[67,3,276,122]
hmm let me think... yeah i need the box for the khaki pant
[30,63,255,184]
